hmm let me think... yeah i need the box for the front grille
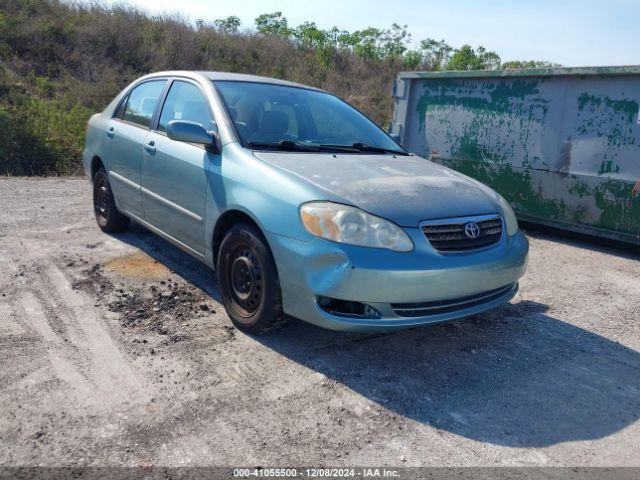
[421,215,502,252]
[391,283,516,317]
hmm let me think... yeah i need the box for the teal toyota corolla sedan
[83,71,528,333]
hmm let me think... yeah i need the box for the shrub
[0,1,404,175]
[0,92,91,175]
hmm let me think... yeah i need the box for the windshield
[214,81,406,154]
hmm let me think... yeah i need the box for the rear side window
[158,81,215,132]
[121,80,166,128]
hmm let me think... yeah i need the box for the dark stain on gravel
[71,258,231,345]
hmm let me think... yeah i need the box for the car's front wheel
[217,223,287,333]
[93,168,130,233]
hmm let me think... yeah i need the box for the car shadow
[254,302,640,447]
[109,223,222,302]
[111,225,640,448]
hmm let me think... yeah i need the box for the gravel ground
[0,177,639,468]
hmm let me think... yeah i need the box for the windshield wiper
[248,140,408,155]
[248,140,321,152]
[320,142,409,155]
[352,142,409,155]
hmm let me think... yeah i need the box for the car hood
[253,152,501,227]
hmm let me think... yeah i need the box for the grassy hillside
[0,1,408,175]
[0,1,554,175]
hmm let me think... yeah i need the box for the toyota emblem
[464,222,481,239]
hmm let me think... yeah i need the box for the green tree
[334,29,357,50]
[214,16,241,34]
[380,23,410,58]
[446,44,501,71]
[350,27,384,60]
[403,50,423,69]
[255,12,291,37]
[419,38,453,70]
[292,21,335,66]
[346,24,412,60]
[476,46,501,69]
[293,21,328,47]
[326,26,350,48]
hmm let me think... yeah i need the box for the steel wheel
[92,167,130,233]
[94,174,110,221]
[217,223,287,332]
[228,247,263,317]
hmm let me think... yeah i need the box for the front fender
[203,143,326,266]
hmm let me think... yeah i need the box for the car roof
[142,70,324,92]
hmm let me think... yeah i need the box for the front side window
[158,81,215,133]
[214,81,405,154]
[121,80,166,128]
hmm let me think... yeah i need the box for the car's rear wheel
[93,168,130,233]
[217,223,287,333]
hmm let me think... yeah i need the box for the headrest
[140,97,157,116]
[259,110,289,135]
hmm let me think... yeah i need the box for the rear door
[141,79,217,255]
[103,79,166,219]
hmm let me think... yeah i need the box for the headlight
[497,194,519,237]
[300,202,413,252]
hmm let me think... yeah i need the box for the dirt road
[1,177,639,467]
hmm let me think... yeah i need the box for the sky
[95,0,637,67]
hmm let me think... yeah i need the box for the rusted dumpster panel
[390,67,640,245]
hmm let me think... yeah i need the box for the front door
[141,80,216,255]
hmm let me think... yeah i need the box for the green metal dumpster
[389,66,640,246]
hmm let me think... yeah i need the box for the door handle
[144,140,156,154]
[106,127,114,138]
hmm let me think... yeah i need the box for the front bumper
[267,228,529,332]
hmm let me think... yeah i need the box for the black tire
[93,168,130,233]
[216,223,287,333]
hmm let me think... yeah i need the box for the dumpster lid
[397,65,640,80]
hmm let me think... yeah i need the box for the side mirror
[167,120,215,146]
